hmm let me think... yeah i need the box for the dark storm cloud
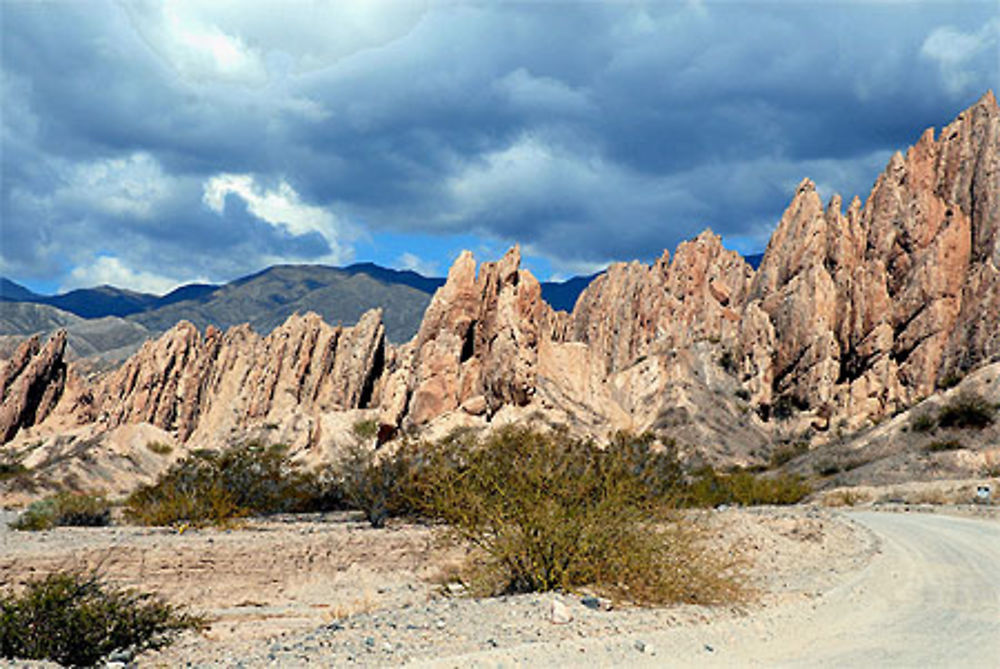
[2,1,997,290]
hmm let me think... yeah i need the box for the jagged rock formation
[0,332,68,442]
[568,230,752,374]
[405,246,557,426]
[89,311,386,444]
[2,92,998,482]
[738,90,999,429]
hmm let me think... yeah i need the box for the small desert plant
[0,450,27,480]
[351,419,379,442]
[145,441,173,456]
[124,441,335,526]
[937,372,964,390]
[682,467,811,507]
[936,391,995,429]
[911,488,949,505]
[10,492,111,531]
[338,442,413,528]
[925,439,964,453]
[405,426,741,605]
[823,488,869,507]
[980,452,1000,478]
[718,350,738,374]
[910,412,937,433]
[768,441,809,468]
[0,570,203,666]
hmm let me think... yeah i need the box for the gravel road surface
[420,511,1000,667]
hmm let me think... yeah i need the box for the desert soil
[1,506,996,666]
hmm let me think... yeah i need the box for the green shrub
[718,350,737,374]
[937,372,963,390]
[351,419,379,441]
[910,411,937,433]
[936,391,995,429]
[0,450,27,480]
[339,442,413,528]
[0,570,202,666]
[925,439,963,453]
[11,493,111,531]
[769,441,809,468]
[124,441,337,526]
[146,441,173,456]
[404,426,742,605]
[815,461,841,477]
[682,467,811,507]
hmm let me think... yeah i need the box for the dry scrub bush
[981,452,1000,478]
[681,467,811,507]
[145,441,173,456]
[125,441,338,526]
[910,411,937,433]
[911,488,949,505]
[937,391,995,429]
[0,570,203,666]
[402,427,744,606]
[924,439,963,453]
[769,441,809,468]
[339,441,413,528]
[10,492,111,531]
[822,488,871,507]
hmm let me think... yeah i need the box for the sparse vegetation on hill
[0,571,202,666]
[936,391,995,429]
[906,391,996,434]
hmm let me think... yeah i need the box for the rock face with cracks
[0,332,68,442]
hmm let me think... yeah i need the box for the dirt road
[421,511,1000,668]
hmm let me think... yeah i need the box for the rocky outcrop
[0,331,68,442]
[569,230,752,374]
[406,246,556,425]
[739,90,999,429]
[2,92,997,463]
[92,310,386,443]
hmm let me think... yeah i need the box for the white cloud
[125,2,267,84]
[202,173,354,263]
[921,20,1000,96]
[61,256,197,295]
[397,252,439,277]
[64,153,172,219]
[123,0,428,85]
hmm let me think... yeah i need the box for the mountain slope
[0,278,39,301]
[127,265,434,344]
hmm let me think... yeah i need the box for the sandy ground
[5,506,997,666]
[1,506,878,666]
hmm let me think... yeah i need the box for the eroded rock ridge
[3,92,997,464]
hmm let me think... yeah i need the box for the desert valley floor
[2,504,998,667]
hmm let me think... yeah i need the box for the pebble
[550,599,573,624]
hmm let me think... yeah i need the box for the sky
[1,1,998,295]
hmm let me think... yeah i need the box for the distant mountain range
[0,253,764,360]
[0,262,604,358]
